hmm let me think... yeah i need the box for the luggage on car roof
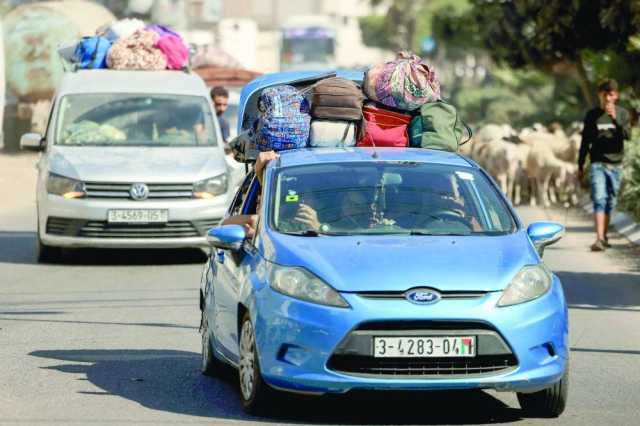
[309,120,357,148]
[254,85,310,152]
[310,77,365,121]
[409,101,471,152]
[364,51,441,112]
[357,102,412,148]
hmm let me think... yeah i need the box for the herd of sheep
[460,122,583,207]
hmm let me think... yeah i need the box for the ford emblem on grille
[405,288,441,305]
[129,183,149,201]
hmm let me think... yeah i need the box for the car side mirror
[206,225,246,251]
[20,133,44,151]
[527,222,564,257]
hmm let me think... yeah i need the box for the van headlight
[270,265,349,308]
[497,264,552,307]
[46,173,86,199]
[193,173,228,199]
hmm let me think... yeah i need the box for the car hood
[48,146,227,182]
[261,231,538,292]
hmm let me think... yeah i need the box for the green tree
[441,0,640,106]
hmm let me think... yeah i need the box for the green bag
[409,101,469,152]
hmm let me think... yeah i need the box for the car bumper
[39,194,227,248]
[252,277,568,395]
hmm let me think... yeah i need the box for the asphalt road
[1,152,639,425]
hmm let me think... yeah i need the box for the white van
[21,70,233,261]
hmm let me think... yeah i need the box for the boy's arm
[615,107,631,141]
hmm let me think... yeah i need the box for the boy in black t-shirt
[578,79,631,251]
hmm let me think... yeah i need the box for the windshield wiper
[281,230,321,237]
[409,231,472,236]
[280,230,350,237]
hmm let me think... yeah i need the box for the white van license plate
[373,336,476,358]
[108,209,168,223]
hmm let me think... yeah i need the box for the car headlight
[497,264,552,307]
[193,173,228,199]
[269,265,349,308]
[46,173,86,199]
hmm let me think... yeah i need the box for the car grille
[328,354,517,377]
[356,291,488,300]
[327,321,518,378]
[46,217,218,239]
[84,182,194,200]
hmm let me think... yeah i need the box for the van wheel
[238,312,275,414]
[517,366,569,417]
[37,237,61,263]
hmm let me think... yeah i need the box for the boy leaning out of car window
[221,151,279,238]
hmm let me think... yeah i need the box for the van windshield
[54,94,218,147]
[271,162,517,236]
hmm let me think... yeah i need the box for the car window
[228,171,255,217]
[270,162,516,236]
[54,94,218,147]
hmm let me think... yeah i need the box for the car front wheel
[238,312,275,414]
[200,311,221,376]
[517,365,569,417]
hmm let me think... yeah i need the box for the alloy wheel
[239,319,256,401]
[201,315,211,372]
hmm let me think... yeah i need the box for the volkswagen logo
[405,288,441,305]
[129,183,149,201]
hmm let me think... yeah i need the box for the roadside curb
[581,199,640,246]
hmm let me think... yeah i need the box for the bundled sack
[107,30,167,71]
[409,101,471,152]
[146,25,189,70]
[255,85,310,151]
[155,33,189,70]
[364,51,441,111]
[310,77,365,121]
[98,18,146,42]
[357,102,412,148]
[73,36,112,69]
[309,120,357,148]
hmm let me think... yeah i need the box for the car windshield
[54,94,218,147]
[271,162,516,236]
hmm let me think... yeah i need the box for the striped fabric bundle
[364,51,441,111]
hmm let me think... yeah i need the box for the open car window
[270,162,516,236]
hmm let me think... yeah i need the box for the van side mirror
[206,225,246,251]
[527,222,564,257]
[20,133,44,151]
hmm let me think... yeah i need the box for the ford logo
[405,288,441,305]
[130,183,149,201]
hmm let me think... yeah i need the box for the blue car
[199,72,569,417]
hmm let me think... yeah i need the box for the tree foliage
[437,0,640,105]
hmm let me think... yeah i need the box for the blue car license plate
[373,336,476,358]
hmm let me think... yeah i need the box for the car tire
[238,312,275,415]
[200,311,222,377]
[517,364,569,418]
[37,236,61,263]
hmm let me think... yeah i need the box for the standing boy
[578,79,631,251]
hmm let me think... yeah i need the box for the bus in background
[280,16,336,71]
